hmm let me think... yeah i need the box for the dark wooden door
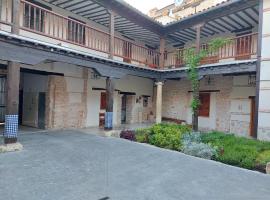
[38,92,46,129]
[99,92,106,127]
[250,97,256,137]
[121,95,127,124]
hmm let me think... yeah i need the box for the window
[198,93,210,117]
[68,18,86,45]
[143,96,149,107]
[100,92,106,110]
[23,1,47,32]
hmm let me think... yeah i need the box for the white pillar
[257,0,270,140]
[155,81,163,124]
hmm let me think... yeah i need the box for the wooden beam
[12,0,20,34]
[105,77,115,130]
[7,61,20,115]
[109,10,115,59]
[4,61,20,144]
[159,38,165,69]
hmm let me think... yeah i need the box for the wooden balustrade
[0,1,259,69]
[21,0,110,53]
[165,33,258,68]
[114,37,160,68]
[0,0,12,25]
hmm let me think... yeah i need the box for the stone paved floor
[0,130,270,200]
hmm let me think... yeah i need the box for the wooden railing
[0,0,12,25]
[0,1,259,70]
[114,37,160,68]
[165,33,258,68]
[21,0,110,53]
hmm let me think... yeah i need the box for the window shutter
[198,93,210,117]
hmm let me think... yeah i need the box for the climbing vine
[178,38,231,130]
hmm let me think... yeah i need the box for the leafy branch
[180,37,231,129]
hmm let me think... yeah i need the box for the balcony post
[105,77,115,130]
[159,37,165,68]
[12,0,20,34]
[109,10,115,59]
[4,61,20,144]
[192,23,204,131]
[155,81,164,124]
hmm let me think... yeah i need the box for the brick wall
[162,75,254,136]
[46,72,88,129]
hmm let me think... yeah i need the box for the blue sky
[124,0,174,14]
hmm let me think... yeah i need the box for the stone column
[105,77,115,130]
[257,0,270,140]
[4,61,20,144]
[155,81,163,124]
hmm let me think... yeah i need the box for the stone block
[266,162,270,174]
[0,142,23,153]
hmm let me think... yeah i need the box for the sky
[124,0,175,14]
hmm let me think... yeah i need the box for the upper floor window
[67,18,86,45]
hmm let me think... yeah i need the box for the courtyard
[1,130,270,200]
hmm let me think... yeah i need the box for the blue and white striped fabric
[4,115,18,138]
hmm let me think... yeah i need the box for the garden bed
[120,123,270,173]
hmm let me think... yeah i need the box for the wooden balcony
[165,33,258,69]
[0,0,258,70]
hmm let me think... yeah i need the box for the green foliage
[201,132,270,169]
[183,38,230,115]
[135,123,191,151]
[256,150,270,166]
[135,128,151,143]
[182,132,217,160]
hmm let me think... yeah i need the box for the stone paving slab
[0,130,270,200]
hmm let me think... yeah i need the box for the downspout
[254,0,264,139]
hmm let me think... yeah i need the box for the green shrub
[201,132,270,170]
[135,128,151,143]
[135,123,191,151]
[256,150,270,166]
[148,123,191,151]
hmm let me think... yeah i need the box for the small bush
[201,132,270,170]
[120,130,136,141]
[135,123,191,151]
[135,128,151,143]
[256,150,270,166]
[182,132,217,160]
[148,123,191,151]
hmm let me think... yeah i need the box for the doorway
[0,75,6,124]
[249,96,256,137]
[121,95,127,124]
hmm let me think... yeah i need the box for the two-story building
[0,0,269,144]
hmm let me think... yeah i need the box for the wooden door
[38,92,46,129]
[249,97,256,137]
[99,92,106,127]
[121,95,127,124]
